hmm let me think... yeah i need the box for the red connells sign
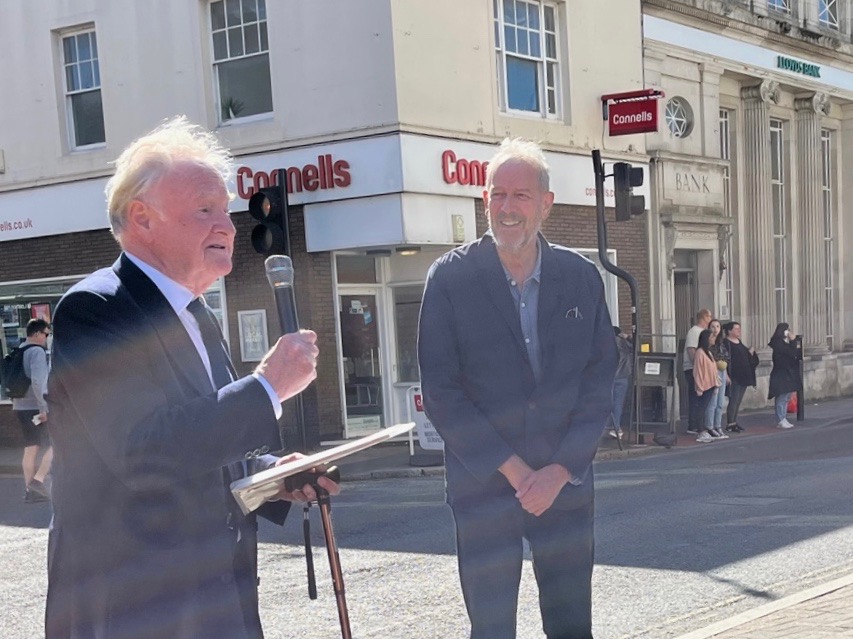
[441,150,489,187]
[608,100,658,136]
[236,154,352,200]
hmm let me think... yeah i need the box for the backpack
[2,344,45,399]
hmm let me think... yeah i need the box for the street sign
[601,89,664,137]
[408,386,444,450]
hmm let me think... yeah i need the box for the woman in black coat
[723,321,759,433]
[768,322,800,429]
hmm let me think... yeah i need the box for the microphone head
[264,255,294,288]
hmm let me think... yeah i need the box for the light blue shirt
[500,245,582,486]
[126,253,282,420]
[501,245,543,384]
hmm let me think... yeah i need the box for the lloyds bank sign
[776,55,821,78]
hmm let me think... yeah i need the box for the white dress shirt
[126,253,282,419]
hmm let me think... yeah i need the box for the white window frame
[60,27,105,150]
[209,0,273,126]
[204,277,229,344]
[821,129,834,350]
[575,249,619,323]
[818,0,839,29]
[493,0,562,119]
[768,0,791,14]
[770,119,787,322]
[720,109,735,318]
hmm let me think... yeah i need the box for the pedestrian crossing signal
[613,162,644,222]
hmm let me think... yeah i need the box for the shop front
[1,132,650,445]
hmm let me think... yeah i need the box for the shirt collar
[501,240,542,285]
[125,252,196,314]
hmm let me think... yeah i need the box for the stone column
[741,81,779,348]
[796,92,831,353]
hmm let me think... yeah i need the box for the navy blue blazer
[418,234,618,512]
[46,255,288,639]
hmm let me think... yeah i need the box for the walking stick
[287,466,352,639]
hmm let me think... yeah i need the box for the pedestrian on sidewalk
[682,309,712,435]
[11,318,53,503]
[608,326,633,439]
[693,329,721,443]
[768,322,800,429]
[723,321,759,433]
[706,319,730,439]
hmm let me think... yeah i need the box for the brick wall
[229,207,342,447]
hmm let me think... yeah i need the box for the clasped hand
[500,455,570,517]
[515,464,570,517]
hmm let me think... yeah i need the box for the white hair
[485,138,551,193]
[105,116,234,237]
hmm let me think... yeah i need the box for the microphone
[265,255,299,334]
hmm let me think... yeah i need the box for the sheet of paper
[230,422,415,514]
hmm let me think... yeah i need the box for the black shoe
[24,489,49,503]
[725,424,736,432]
[28,479,50,498]
[733,424,745,432]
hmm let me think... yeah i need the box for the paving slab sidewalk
[673,571,853,639]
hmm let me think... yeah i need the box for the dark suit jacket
[418,235,618,512]
[46,255,289,639]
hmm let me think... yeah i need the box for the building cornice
[643,0,853,65]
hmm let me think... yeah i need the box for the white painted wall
[0,0,399,190]
[390,0,646,153]
[0,0,646,195]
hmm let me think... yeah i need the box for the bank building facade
[642,0,853,406]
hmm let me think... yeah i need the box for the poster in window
[238,310,269,362]
[31,304,52,324]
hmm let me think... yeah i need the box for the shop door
[339,292,386,437]
[674,270,696,418]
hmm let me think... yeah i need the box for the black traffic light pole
[249,171,308,451]
[592,149,641,446]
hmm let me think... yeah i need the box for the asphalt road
[2,421,852,638]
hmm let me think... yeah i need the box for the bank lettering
[674,173,710,193]
[776,55,821,78]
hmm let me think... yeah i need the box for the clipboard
[230,421,415,515]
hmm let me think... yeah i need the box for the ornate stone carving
[717,225,733,279]
[794,92,831,116]
[741,80,780,105]
[663,222,677,280]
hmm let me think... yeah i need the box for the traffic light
[248,169,289,255]
[613,162,645,221]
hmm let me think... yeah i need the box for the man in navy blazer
[418,139,617,639]
[45,117,337,639]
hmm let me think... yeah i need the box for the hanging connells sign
[602,89,664,137]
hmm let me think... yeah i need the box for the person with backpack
[9,318,53,502]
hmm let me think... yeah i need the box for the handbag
[787,394,798,414]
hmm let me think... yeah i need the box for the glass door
[339,292,385,437]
